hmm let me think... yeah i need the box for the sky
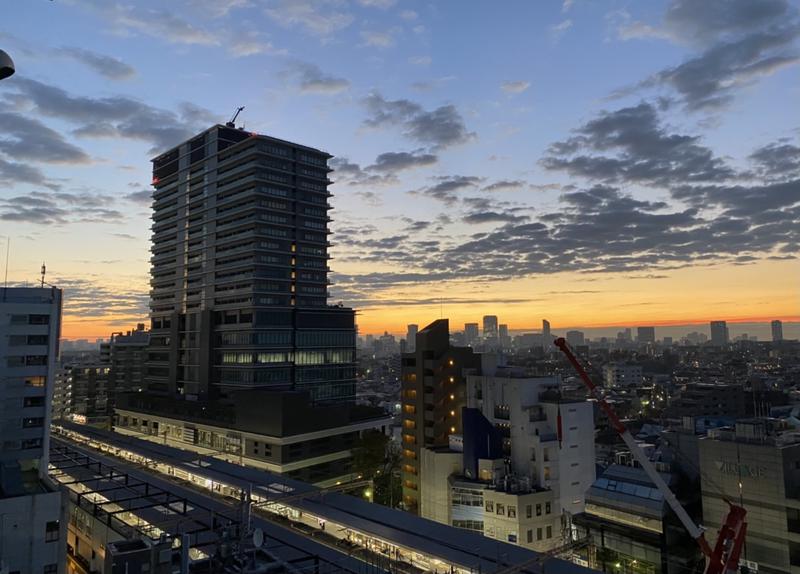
[0,0,798,340]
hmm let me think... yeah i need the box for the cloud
[357,0,396,7]
[53,276,149,321]
[0,157,51,188]
[409,55,432,66]
[749,139,800,177]
[614,0,800,110]
[125,190,152,205]
[80,0,219,45]
[483,180,526,192]
[367,151,438,172]
[0,112,91,164]
[227,30,286,57]
[61,47,136,80]
[4,77,214,153]
[264,0,354,38]
[284,61,350,94]
[362,92,475,149]
[413,175,483,205]
[361,29,397,48]
[0,191,123,225]
[501,81,530,94]
[329,157,397,187]
[540,102,734,185]
[400,10,418,20]
[551,19,573,41]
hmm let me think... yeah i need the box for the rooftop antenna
[226,106,245,128]
[40,262,46,288]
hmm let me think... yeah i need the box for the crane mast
[553,337,747,574]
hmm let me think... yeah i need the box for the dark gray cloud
[413,175,483,205]
[483,180,526,192]
[749,139,800,177]
[0,112,90,164]
[541,102,734,185]
[0,157,51,188]
[367,151,437,172]
[61,47,136,80]
[52,276,149,320]
[618,0,800,110]
[363,92,475,149]
[125,190,152,205]
[0,191,123,225]
[329,157,397,187]
[284,61,350,94]
[4,77,213,153]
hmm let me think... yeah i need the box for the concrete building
[483,315,498,340]
[400,319,481,514]
[602,363,643,388]
[699,419,800,574]
[665,382,747,419]
[566,330,585,347]
[637,326,656,344]
[144,124,356,404]
[772,320,784,342]
[68,363,111,423]
[416,366,595,551]
[499,324,511,349]
[0,286,66,573]
[574,463,701,574]
[710,320,729,346]
[542,319,551,341]
[406,323,418,353]
[464,323,479,347]
[106,323,149,397]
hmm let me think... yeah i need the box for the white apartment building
[602,362,643,388]
[0,286,66,574]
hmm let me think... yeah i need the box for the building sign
[714,460,767,479]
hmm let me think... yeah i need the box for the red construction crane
[553,337,747,574]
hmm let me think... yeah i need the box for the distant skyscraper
[542,319,551,340]
[566,330,585,347]
[772,320,784,342]
[0,286,65,572]
[710,321,729,346]
[406,324,419,352]
[637,326,656,344]
[499,324,511,348]
[464,323,479,346]
[483,315,499,340]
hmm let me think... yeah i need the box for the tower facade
[145,125,355,404]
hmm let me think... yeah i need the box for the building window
[508,506,516,518]
[527,529,533,543]
[546,525,553,538]
[526,505,532,518]
[45,521,59,542]
[485,501,494,513]
[22,417,44,428]
[536,503,542,516]
[43,566,57,574]
[508,533,517,543]
[23,396,45,408]
[496,503,505,515]
[537,528,543,541]
[545,502,551,514]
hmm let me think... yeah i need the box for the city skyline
[2,0,799,340]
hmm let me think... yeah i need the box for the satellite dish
[0,49,14,80]
[252,528,264,549]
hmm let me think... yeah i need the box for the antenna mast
[40,262,46,288]
[226,106,245,127]
[3,236,9,289]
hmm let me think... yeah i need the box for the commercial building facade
[603,363,643,388]
[710,320,729,347]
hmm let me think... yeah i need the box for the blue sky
[1,0,798,338]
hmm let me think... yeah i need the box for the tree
[351,430,402,507]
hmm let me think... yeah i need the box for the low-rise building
[603,362,643,388]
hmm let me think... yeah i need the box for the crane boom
[553,338,714,556]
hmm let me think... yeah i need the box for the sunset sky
[1,0,798,340]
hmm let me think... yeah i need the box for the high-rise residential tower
[143,124,355,403]
[0,287,65,573]
[464,323,479,346]
[406,324,419,353]
[710,321,729,347]
[772,320,784,342]
[116,124,389,485]
[542,319,551,341]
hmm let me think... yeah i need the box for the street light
[0,49,14,80]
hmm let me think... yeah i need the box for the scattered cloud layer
[61,47,136,80]
[284,61,350,94]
